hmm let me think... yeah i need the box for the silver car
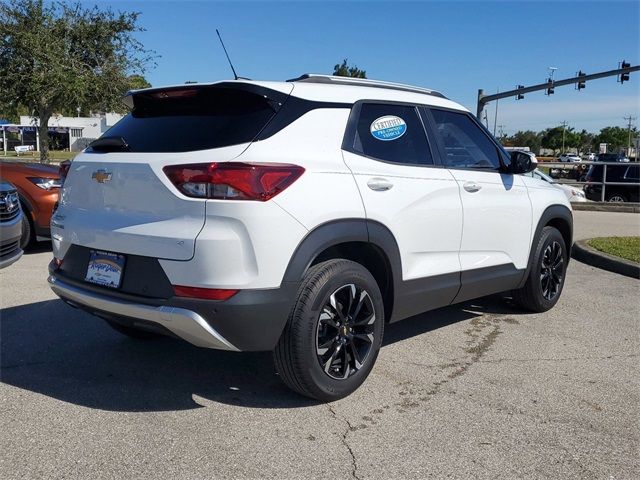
[0,181,23,269]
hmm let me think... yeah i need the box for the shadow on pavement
[22,242,53,255]
[0,294,521,412]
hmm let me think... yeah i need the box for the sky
[90,0,639,134]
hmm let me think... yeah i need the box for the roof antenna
[216,29,239,80]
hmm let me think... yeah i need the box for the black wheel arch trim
[282,218,402,284]
[281,219,404,319]
[517,204,573,289]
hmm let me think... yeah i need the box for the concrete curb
[572,239,640,279]
[572,203,640,213]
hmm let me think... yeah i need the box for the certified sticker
[370,115,407,141]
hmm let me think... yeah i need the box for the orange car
[0,161,61,248]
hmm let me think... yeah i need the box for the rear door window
[95,85,283,153]
[347,103,433,166]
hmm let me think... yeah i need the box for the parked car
[557,153,582,162]
[581,153,596,161]
[584,163,640,202]
[0,162,61,248]
[0,181,23,268]
[595,153,630,163]
[47,75,572,400]
[525,169,587,202]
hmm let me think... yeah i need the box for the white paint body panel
[343,151,463,279]
[449,170,532,270]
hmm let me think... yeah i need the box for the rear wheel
[607,193,627,203]
[512,226,567,313]
[274,259,384,401]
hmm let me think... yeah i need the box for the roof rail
[287,74,446,99]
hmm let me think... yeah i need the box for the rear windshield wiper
[88,136,130,153]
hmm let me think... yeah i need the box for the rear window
[97,85,283,153]
[587,164,627,181]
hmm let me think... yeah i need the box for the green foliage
[333,59,366,78]
[0,0,155,161]
[593,126,637,151]
[128,74,152,91]
[503,130,542,154]
[540,127,566,154]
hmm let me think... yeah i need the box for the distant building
[1,112,124,154]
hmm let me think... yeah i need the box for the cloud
[485,94,640,133]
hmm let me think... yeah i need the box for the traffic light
[545,78,554,95]
[576,71,586,90]
[516,85,525,100]
[619,61,630,83]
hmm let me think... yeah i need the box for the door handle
[367,178,393,191]
[463,181,482,193]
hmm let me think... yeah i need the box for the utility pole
[497,125,506,139]
[623,115,637,155]
[493,88,499,136]
[560,120,568,153]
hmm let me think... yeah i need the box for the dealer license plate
[85,250,125,288]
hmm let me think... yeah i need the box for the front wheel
[274,259,384,401]
[512,226,568,312]
[20,211,33,250]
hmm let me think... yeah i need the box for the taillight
[163,162,304,201]
[173,285,238,300]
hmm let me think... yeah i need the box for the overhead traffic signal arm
[477,63,640,118]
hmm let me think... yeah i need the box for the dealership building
[1,113,123,154]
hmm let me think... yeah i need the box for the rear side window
[98,86,280,152]
[624,165,639,180]
[349,103,433,166]
[430,109,501,169]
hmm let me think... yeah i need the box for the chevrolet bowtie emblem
[92,170,112,183]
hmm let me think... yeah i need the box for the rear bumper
[48,273,298,351]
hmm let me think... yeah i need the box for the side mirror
[509,151,538,174]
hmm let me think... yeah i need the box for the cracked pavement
[1,211,639,479]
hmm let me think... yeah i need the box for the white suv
[48,75,572,401]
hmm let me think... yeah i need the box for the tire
[104,319,161,340]
[274,259,384,401]
[606,193,627,203]
[19,210,33,250]
[512,226,568,313]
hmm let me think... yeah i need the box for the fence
[539,161,640,203]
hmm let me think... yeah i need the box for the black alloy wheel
[316,284,376,380]
[540,241,564,301]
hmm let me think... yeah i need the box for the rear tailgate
[52,81,293,262]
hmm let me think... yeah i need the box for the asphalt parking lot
[1,211,639,479]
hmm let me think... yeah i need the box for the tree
[128,74,152,91]
[540,127,565,154]
[575,129,595,154]
[333,59,367,78]
[0,0,154,162]
[593,126,637,152]
[504,130,542,155]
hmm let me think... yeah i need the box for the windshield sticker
[370,115,407,141]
